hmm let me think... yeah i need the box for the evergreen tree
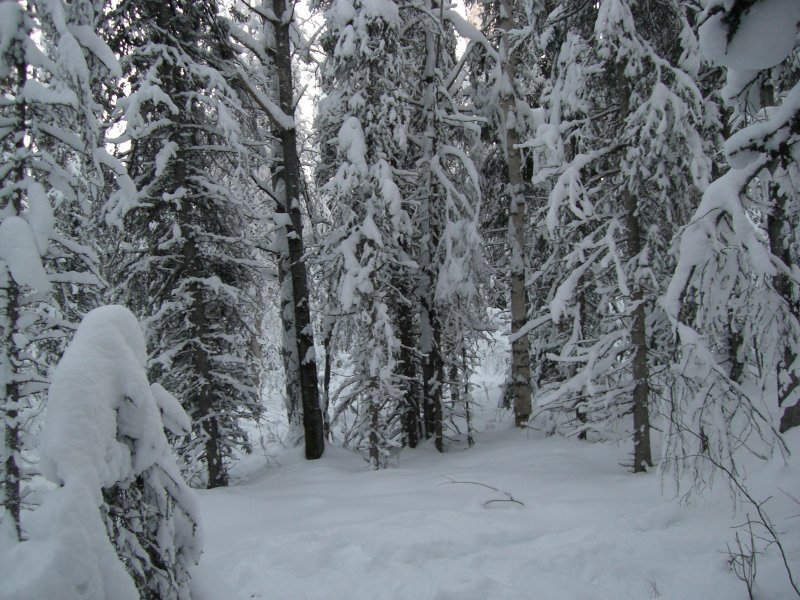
[104,0,263,487]
[0,0,118,537]
[663,0,800,483]
[40,306,201,599]
[466,0,552,427]
[316,0,416,466]
[400,0,489,449]
[528,0,711,470]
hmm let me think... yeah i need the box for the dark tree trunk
[273,0,324,459]
[421,305,443,451]
[398,294,420,448]
[189,287,228,489]
[368,393,380,469]
[3,57,29,540]
[499,0,532,427]
[417,13,445,452]
[618,63,652,472]
[180,185,227,488]
[3,280,22,540]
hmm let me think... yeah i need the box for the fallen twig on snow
[439,477,525,508]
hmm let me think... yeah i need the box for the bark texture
[273,0,324,459]
[499,0,532,427]
[618,63,652,472]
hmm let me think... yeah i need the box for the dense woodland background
[1,0,799,597]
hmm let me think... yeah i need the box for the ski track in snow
[191,409,799,600]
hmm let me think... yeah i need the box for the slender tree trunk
[272,0,324,459]
[320,312,334,442]
[277,248,303,442]
[419,7,444,451]
[420,306,443,450]
[617,63,652,472]
[3,279,22,540]
[368,392,380,469]
[2,53,29,540]
[726,315,745,385]
[575,291,589,440]
[397,287,420,448]
[499,0,532,427]
[179,178,227,488]
[449,359,460,417]
[462,347,475,448]
[187,277,228,488]
[626,226,653,472]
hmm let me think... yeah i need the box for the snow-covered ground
[191,404,800,600]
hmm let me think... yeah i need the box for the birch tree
[466,0,547,427]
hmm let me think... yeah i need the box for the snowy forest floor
[191,396,800,600]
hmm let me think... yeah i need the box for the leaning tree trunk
[272,0,324,459]
[499,0,532,427]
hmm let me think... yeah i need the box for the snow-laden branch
[235,68,296,131]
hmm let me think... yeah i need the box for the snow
[327,0,356,29]
[725,83,800,168]
[151,382,191,437]
[20,79,78,107]
[0,216,51,292]
[25,181,55,256]
[69,25,122,79]
[236,69,296,131]
[0,306,201,600]
[190,398,800,600]
[337,116,368,176]
[0,2,22,79]
[699,0,800,71]
[445,9,487,46]
[1,329,798,600]
[664,155,774,319]
[154,140,178,178]
[362,0,399,25]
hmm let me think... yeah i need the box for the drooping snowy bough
[3,306,202,599]
[662,0,800,487]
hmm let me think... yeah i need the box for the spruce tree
[400,0,489,449]
[104,0,263,487]
[316,0,416,466]
[663,0,800,483]
[0,0,119,537]
[527,0,711,470]
[41,306,201,600]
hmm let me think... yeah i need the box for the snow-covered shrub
[2,306,202,599]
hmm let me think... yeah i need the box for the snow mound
[1,306,201,600]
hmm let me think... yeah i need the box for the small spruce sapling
[35,306,202,599]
